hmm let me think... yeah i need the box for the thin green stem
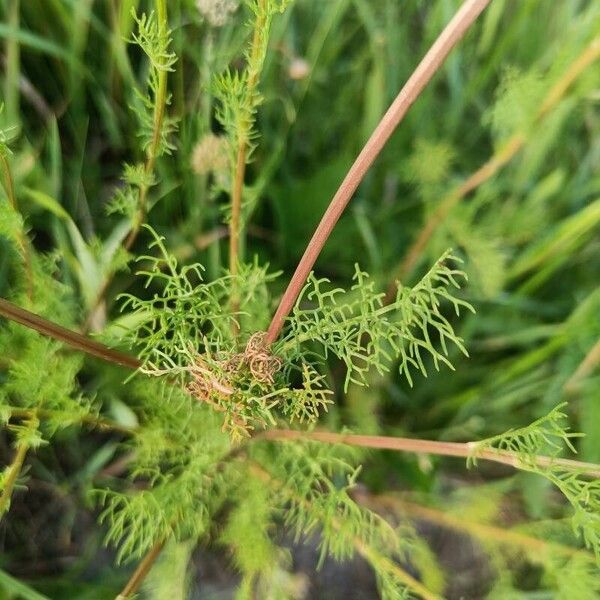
[7,407,135,435]
[87,0,171,328]
[0,415,37,520]
[4,0,20,126]
[229,0,268,325]
[0,152,33,301]
[125,0,169,251]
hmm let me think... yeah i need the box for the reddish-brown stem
[0,297,141,370]
[265,0,490,344]
[260,429,600,478]
[117,539,166,599]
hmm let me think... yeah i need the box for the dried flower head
[191,133,229,176]
[288,57,310,81]
[196,0,240,27]
[184,332,283,439]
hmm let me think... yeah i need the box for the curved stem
[0,415,37,520]
[265,0,490,344]
[116,539,166,599]
[260,429,600,479]
[0,439,28,519]
[0,297,141,370]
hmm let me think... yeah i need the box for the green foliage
[472,405,600,561]
[0,1,599,598]
[278,250,473,390]
[129,7,177,158]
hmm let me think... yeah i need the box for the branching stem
[249,461,440,600]
[265,0,490,344]
[260,429,600,478]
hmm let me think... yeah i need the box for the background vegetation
[0,0,599,598]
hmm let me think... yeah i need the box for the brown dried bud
[191,134,229,176]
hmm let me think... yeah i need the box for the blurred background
[0,0,599,598]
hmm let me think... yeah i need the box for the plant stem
[116,538,166,599]
[124,0,169,252]
[7,407,134,435]
[229,0,268,323]
[0,439,28,519]
[265,0,490,344]
[356,541,441,600]
[0,416,37,520]
[114,445,246,598]
[390,35,600,289]
[0,152,33,301]
[4,0,20,126]
[87,0,170,327]
[0,297,141,369]
[260,429,600,478]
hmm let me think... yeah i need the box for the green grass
[0,0,599,598]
